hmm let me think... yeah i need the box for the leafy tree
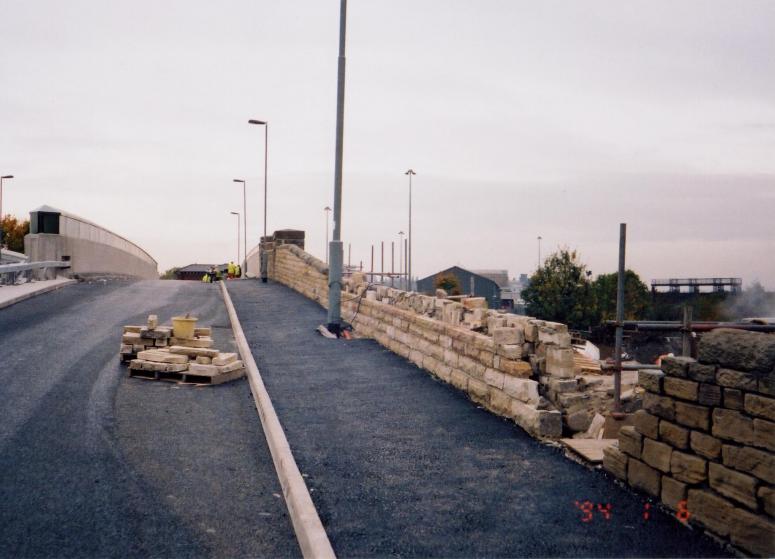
[593,270,651,321]
[0,216,30,253]
[521,249,597,329]
[160,267,180,280]
[434,272,461,295]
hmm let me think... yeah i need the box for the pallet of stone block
[129,361,245,385]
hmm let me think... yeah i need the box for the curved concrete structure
[24,205,158,279]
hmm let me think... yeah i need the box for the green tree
[0,215,30,253]
[592,270,651,321]
[160,267,180,279]
[522,249,597,329]
[434,272,461,295]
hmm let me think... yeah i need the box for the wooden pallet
[128,367,245,385]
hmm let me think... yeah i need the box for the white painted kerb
[220,282,336,559]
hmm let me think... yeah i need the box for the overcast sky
[1,1,773,287]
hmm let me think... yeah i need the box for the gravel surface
[228,279,731,558]
[0,279,298,558]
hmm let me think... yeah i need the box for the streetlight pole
[230,211,240,267]
[0,175,14,263]
[326,0,347,334]
[398,230,405,289]
[324,206,331,264]
[537,235,542,270]
[233,179,246,276]
[248,119,269,281]
[405,169,416,291]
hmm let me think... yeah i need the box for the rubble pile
[119,314,245,384]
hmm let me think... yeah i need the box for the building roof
[471,269,510,288]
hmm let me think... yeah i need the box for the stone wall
[263,243,627,438]
[603,328,775,557]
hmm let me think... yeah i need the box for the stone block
[687,362,716,383]
[744,393,775,422]
[643,392,675,421]
[546,346,575,378]
[188,363,220,376]
[722,444,775,484]
[712,408,754,445]
[147,314,158,329]
[502,376,539,405]
[123,325,142,334]
[492,327,524,346]
[664,377,698,401]
[566,410,592,432]
[716,368,758,391]
[136,350,187,364]
[603,444,628,480]
[122,332,142,345]
[674,401,709,431]
[119,344,133,354]
[496,343,523,360]
[633,410,660,439]
[670,451,707,484]
[450,369,469,391]
[194,327,212,337]
[723,388,744,410]
[468,378,489,404]
[195,356,212,364]
[760,376,775,396]
[759,486,775,517]
[753,418,775,452]
[659,420,689,449]
[140,328,170,340]
[169,337,214,348]
[638,369,665,393]
[484,368,505,390]
[523,321,538,342]
[155,337,168,347]
[627,458,661,497]
[687,489,736,537]
[697,328,775,374]
[488,388,512,416]
[499,358,532,378]
[548,378,578,393]
[486,315,507,333]
[642,438,672,473]
[462,297,487,310]
[535,409,563,438]
[708,462,758,509]
[213,352,238,366]
[728,506,775,557]
[618,425,642,459]
[697,383,721,406]
[661,356,693,378]
[690,431,721,460]
[129,359,188,373]
[661,476,687,510]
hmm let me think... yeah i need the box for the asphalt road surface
[228,280,731,558]
[0,280,298,558]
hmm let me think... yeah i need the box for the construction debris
[119,314,245,385]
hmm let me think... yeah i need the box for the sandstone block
[122,332,142,344]
[194,327,212,337]
[661,476,687,510]
[722,444,775,484]
[659,420,689,449]
[753,418,775,452]
[716,368,758,391]
[664,377,698,401]
[129,360,188,373]
[488,388,512,416]
[523,321,538,342]
[500,358,532,378]
[492,327,524,346]
[728,506,775,557]
[619,425,642,459]
[627,458,661,497]
[468,378,489,404]
[713,408,754,445]
[760,376,775,396]
[155,338,168,347]
[484,368,505,390]
[603,444,628,480]
[450,369,468,391]
[195,356,212,364]
[687,489,736,537]
[723,388,744,410]
[642,438,672,473]
[633,410,660,439]
[119,344,133,354]
[462,297,487,310]
[698,328,775,374]
[535,409,562,438]
[549,378,578,393]
[697,383,721,407]
[744,393,775,422]
[123,325,142,334]
[709,462,758,509]
[213,352,238,366]
[146,314,158,329]
[566,410,592,432]
[674,401,709,431]
[759,486,775,517]
[496,344,523,360]
[671,451,707,484]
[661,356,693,378]
[643,392,675,421]
[140,328,170,340]
[188,363,220,376]
[690,431,722,460]
[638,369,665,393]
[546,346,575,378]
[502,376,539,405]
[136,350,187,364]
[688,362,716,383]
[169,337,214,348]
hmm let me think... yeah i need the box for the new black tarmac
[228,280,731,558]
[0,280,298,558]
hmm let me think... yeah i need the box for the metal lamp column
[0,175,14,263]
[233,179,246,277]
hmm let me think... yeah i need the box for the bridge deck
[229,280,730,558]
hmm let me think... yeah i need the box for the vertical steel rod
[370,244,374,282]
[391,241,395,288]
[613,223,627,415]
[682,305,693,357]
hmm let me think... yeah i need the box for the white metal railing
[0,261,70,285]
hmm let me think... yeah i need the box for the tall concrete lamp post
[398,230,405,289]
[0,174,14,263]
[326,0,347,334]
[233,179,247,277]
[324,206,332,264]
[248,119,268,281]
[405,169,416,291]
[230,211,241,266]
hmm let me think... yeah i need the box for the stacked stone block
[604,329,774,557]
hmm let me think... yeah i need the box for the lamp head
[233,179,245,183]
[230,211,239,216]
[248,119,267,125]
[405,169,416,176]
[1,175,13,179]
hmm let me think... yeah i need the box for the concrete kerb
[220,281,336,559]
[0,278,77,311]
